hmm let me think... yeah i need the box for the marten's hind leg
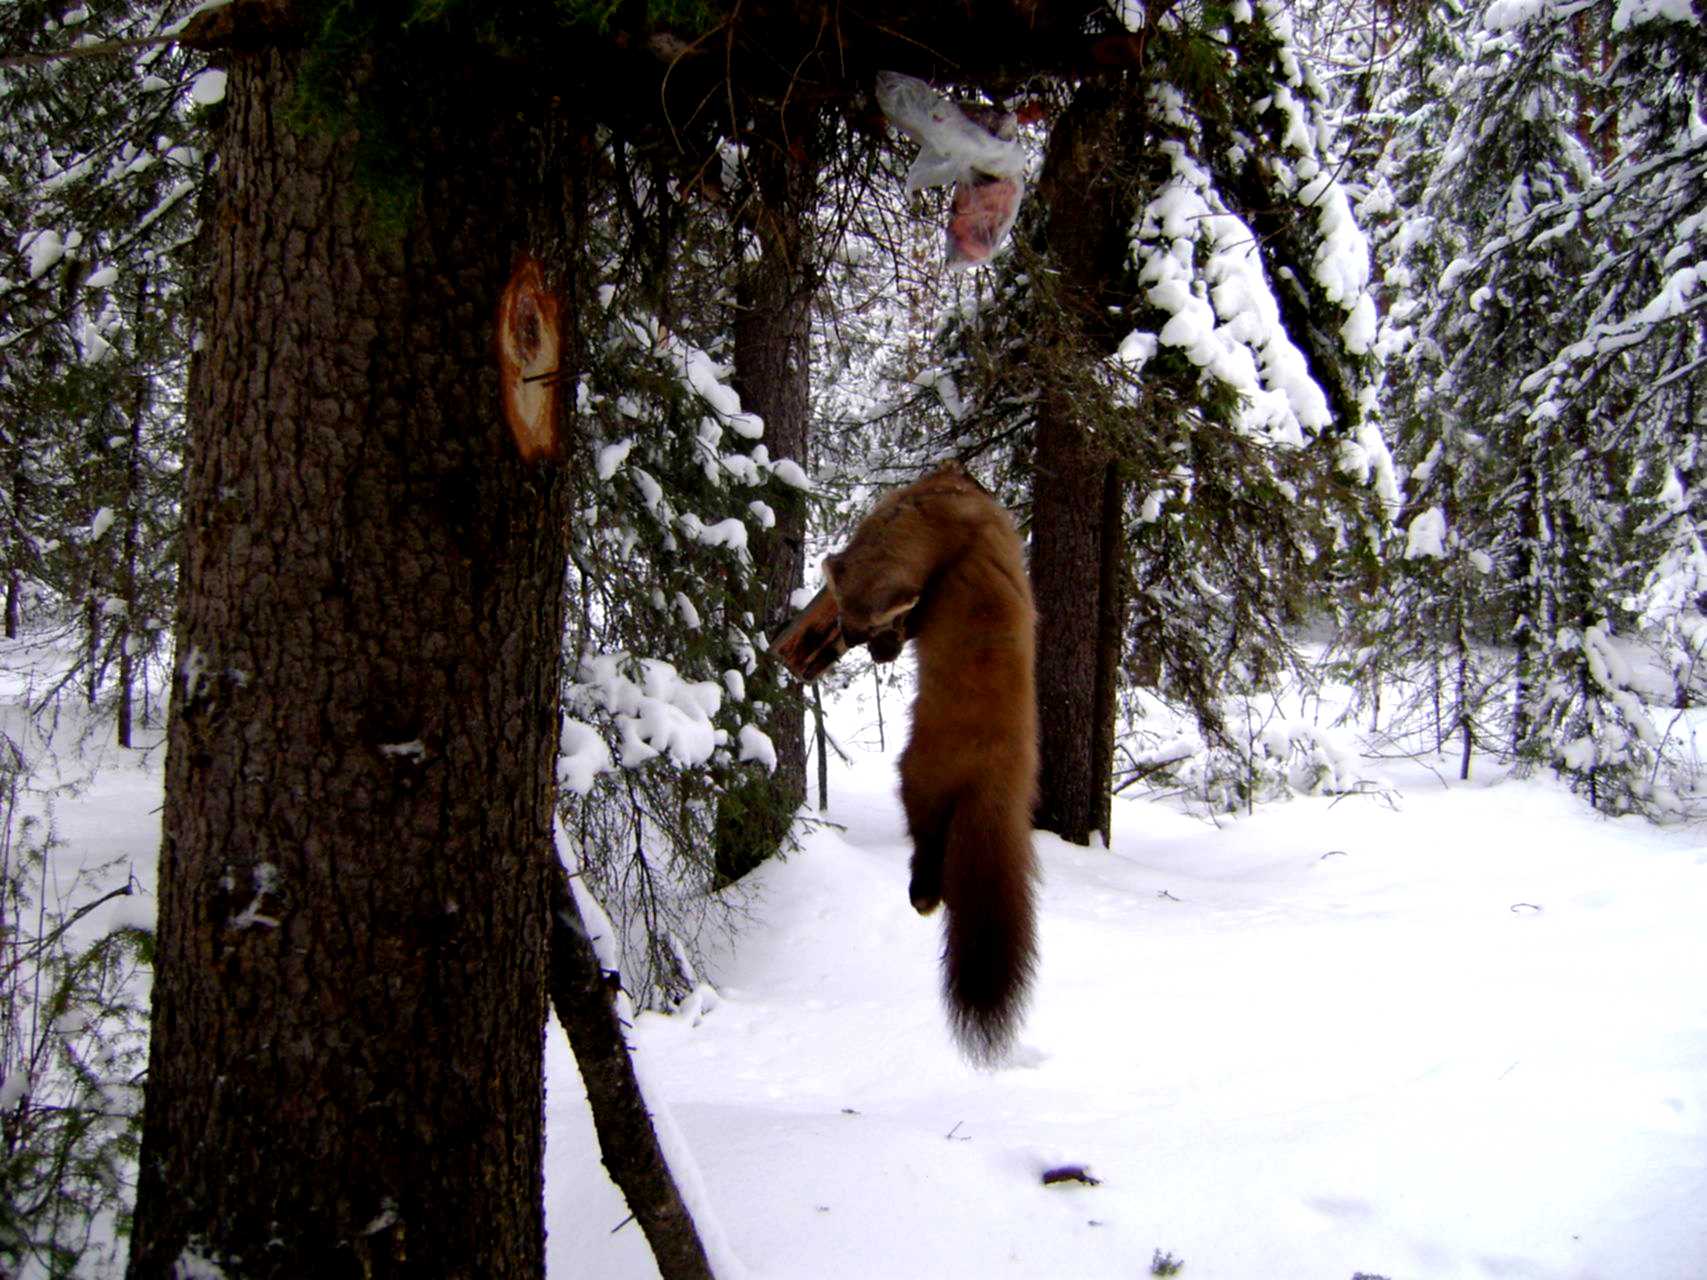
[900,769,950,915]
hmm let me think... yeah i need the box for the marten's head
[822,462,980,641]
[821,543,918,641]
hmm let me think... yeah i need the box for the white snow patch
[189,68,227,106]
[574,654,723,769]
[678,514,749,553]
[23,230,65,280]
[1613,0,1699,27]
[596,438,634,482]
[1404,506,1448,559]
[674,592,702,630]
[0,1068,28,1109]
[558,718,612,796]
[736,724,777,771]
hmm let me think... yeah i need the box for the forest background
[0,0,1702,1273]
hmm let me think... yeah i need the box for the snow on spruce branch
[563,306,784,794]
[1125,137,1331,448]
[560,653,776,793]
[1110,8,1396,514]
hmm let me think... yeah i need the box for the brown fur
[823,462,1039,1062]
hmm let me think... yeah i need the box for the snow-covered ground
[548,687,1707,1280]
[6,636,1705,1279]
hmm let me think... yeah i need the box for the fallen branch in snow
[1041,1165,1101,1187]
[1325,780,1400,811]
[547,863,714,1280]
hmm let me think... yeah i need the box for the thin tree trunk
[118,319,149,749]
[1456,612,1474,781]
[715,113,816,884]
[1089,460,1125,845]
[129,45,576,1277]
[814,681,829,811]
[1511,461,1543,756]
[4,427,28,640]
[873,665,885,751]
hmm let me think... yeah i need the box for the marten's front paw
[909,881,942,915]
[867,626,905,664]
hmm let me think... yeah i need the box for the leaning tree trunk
[1027,83,1137,847]
[714,112,816,884]
[127,45,575,1278]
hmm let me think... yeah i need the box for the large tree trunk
[128,46,574,1277]
[714,115,815,884]
[1028,84,1136,847]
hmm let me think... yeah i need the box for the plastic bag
[876,71,1026,268]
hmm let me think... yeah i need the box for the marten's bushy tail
[940,784,1038,1063]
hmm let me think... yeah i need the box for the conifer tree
[0,0,199,734]
[1364,0,1702,812]
[900,0,1393,823]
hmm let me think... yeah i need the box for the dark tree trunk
[714,114,815,884]
[1032,417,1115,845]
[814,681,829,811]
[1089,460,1125,842]
[3,422,31,640]
[84,580,101,708]
[1027,84,1137,847]
[1457,614,1474,782]
[1511,460,1543,757]
[117,323,148,749]
[128,46,576,1278]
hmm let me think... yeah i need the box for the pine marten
[822,461,1038,1062]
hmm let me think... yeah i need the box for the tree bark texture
[715,117,816,883]
[128,47,576,1278]
[1028,84,1137,847]
[1090,459,1125,841]
[1031,423,1120,846]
